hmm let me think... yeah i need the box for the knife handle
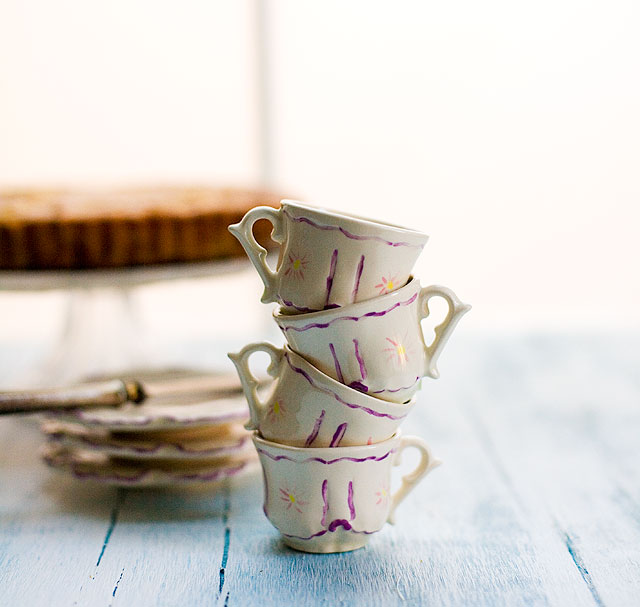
[0,379,139,415]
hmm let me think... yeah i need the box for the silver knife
[0,371,247,415]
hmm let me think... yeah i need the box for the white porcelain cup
[273,277,470,403]
[253,432,441,553]
[228,200,428,313]
[228,342,416,448]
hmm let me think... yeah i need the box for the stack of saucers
[40,370,259,488]
[229,200,470,553]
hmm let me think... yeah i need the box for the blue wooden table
[1,332,639,606]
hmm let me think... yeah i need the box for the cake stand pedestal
[0,259,248,387]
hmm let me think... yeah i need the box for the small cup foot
[282,533,371,554]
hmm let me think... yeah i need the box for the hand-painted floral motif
[383,335,411,367]
[375,483,390,506]
[280,487,307,513]
[284,251,309,280]
[375,274,398,295]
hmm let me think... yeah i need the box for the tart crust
[0,186,281,270]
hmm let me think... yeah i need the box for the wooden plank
[70,485,232,607]
[0,416,121,605]
[0,334,639,606]
[446,333,640,607]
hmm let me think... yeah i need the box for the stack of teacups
[228,200,470,553]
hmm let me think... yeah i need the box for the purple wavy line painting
[278,292,418,332]
[61,459,251,485]
[256,448,396,465]
[331,390,408,420]
[369,377,420,394]
[56,409,249,428]
[283,352,408,420]
[283,209,425,249]
[66,434,250,456]
[285,529,329,541]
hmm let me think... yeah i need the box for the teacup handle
[228,206,284,304]
[227,342,284,431]
[388,435,441,525]
[418,285,471,379]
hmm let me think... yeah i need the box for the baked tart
[0,186,281,270]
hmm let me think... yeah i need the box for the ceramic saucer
[40,443,259,487]
[46,393,249,431]
[41,420,254,460]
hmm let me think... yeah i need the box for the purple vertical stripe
[347,481,356,520]
[325,249,339,307]
[304,410,326,447]
[329,343,344,384]
[353,339,367,380]
[329,423,348,448]
[321,479,329,526]
[351,255,365,302]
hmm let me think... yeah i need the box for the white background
[1,0,639,344]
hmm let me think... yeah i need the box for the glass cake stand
[0,259,249,387]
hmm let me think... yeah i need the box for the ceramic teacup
[253,432,441,553]
[228,199,428,313]
[273,277,470,403]
[228,342,416,448]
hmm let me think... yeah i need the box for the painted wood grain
[0,333,639,606]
